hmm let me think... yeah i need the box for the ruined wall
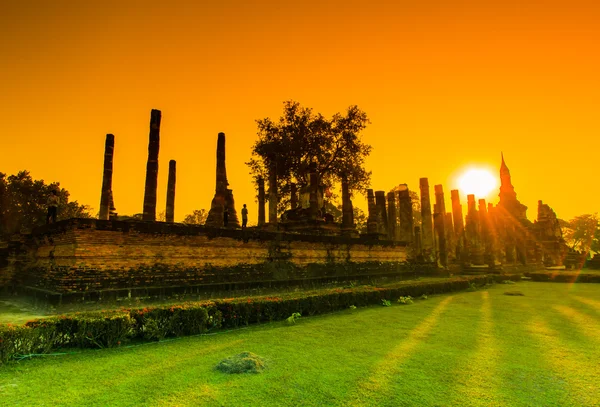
[13,219,408,299]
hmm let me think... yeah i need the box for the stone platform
[2,218,411,305]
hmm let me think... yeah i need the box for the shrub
[215,351,267,374]
[129,302,221,341]
[525,272,600,284]
[397,296,414,305]
[1,274,519,364]
[286,313,301,324]
[25,311,133,349]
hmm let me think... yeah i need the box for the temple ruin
[0,109,573,304]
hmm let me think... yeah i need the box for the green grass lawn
[1,281,599,406]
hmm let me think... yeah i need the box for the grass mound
[504,291,525,296]
[215,351,268,374]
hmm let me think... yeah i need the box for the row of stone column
[254,165,355,231]
[364,179,475,267]
[98,109,177,222]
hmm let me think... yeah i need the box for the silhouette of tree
[353,207,368,234]
[561,214,599,254]
[0,170,93,236]
[183,209,208,225]
[247,101,372,213]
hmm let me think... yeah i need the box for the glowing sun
[458,168,498,198]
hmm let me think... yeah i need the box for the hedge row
[0,274,519,365]
[525,271,600,283]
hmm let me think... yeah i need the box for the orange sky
[1,1,598,223]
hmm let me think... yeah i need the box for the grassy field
[1,281,599,406]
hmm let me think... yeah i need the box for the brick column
[366,189,378,234]
[375,191,388,237]
[398,186,413,243]
[99,134,115,220]
[451,190,465,262]
[434,185,447,267]
[420,178,434,261]
[387,192,397,240]
[142,109,161,221]
[165,160,176,223]
[341,173,354,230]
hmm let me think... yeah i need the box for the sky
[1,0,598,223]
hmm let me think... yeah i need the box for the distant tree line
[560,214,599,256]
[0,171,93,237]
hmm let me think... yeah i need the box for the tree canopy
[246,101,372,211]
[183,209,208,225]
[561,214,599,254]
[0,171,93,237]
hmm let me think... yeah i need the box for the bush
[129,302,221,341]
[286,313,301,324]
[397,296,414,305]
[1,302,221,364]
[215,351,267,374]
[0,274,520,365]
[525,272,600,284]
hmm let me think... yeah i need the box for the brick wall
[12,219,409,298]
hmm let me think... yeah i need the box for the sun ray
[553,305,600,343]
[572,296,600,313]
[447,291,501,406]
[526,315,600,406]
[346,296,454,406]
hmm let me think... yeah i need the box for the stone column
[108,190,117,220]
[466,194,484,265]
[225,189,240,227]
[290,183,298,210]
[445,212,455,262]
[341,173,354,230]
[387,192,397,241]
[99,134,115,220]
[206,133,240,228]
[434,185,447,267]
[165,160,176,223]
[375,191,388,237]
[398,186,413,243]
[257,177,266,226]
[366,189,378,234]
[142,109,161,221]
[451,190,465,262]
[479,199,494,265]
[414,226,422,258]
[488,203,502,264]
[420,178,435,261]
[268,163,278,224]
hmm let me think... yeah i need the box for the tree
[183,209,208,225]
[353,207,368,234]
[247,101,372,213]
[0,170,93,236]
[561,214,599,254]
